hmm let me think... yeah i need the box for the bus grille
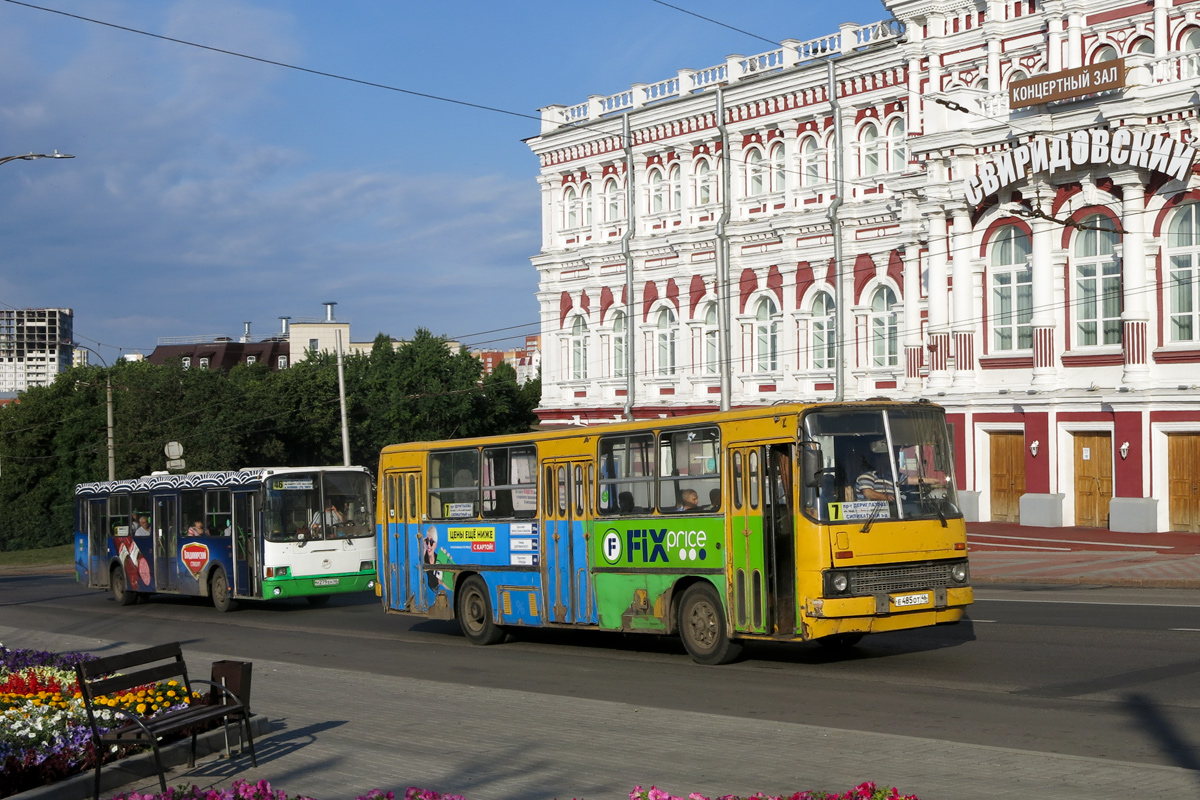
[847,561,962,594]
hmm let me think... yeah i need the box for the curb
[8,713,270,800]
[975,575,1200,589]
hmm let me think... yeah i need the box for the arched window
[702,303,720,375]
[861,122,881,177]
[869,287,898,367]
[811,292,836,369]
[991,226,1033,351]
[770,142,786,193]
[582,183,593,227]
[1184,29,1200,79]
[746,148,765,197]
[648,168,665,214]
[801,137,823,185]
[603,177,622,222]
[888,119,907,172]
[1074,214,1121,347]
[1168,201,1200,342]
[1094,45,1119,63]
[656,308,677,375]
[611,311,626,378]
[570,316,588,380]
[754,297,780,372]
[1131,37,1153,55]
[1007,69,1029,86]
[669,165,681,211]
[695,158,715,206]
[564,185,578,229]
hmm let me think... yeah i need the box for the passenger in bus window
[186,521,204,537]
[708,488,721,511]
[855,455,897,503]
[310,502,344,533]
[136,516,152,536]
[677,489,699,512]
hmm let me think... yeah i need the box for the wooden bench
[75,642,258,800]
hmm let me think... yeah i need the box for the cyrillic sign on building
[1009,60,1125,109]
[963,127,1199,206]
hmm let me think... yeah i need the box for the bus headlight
[950,563,969,583]
[359,561,375,572]
[825,571,850,595]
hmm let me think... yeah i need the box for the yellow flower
[136,703,147,714]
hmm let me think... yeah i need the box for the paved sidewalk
[4,626,1199,800]
[967,521,1200,588]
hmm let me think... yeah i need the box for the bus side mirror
[802,447,823,488]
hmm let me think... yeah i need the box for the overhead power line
[2,0,543,124]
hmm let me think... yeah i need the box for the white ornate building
[526,0,1200,533]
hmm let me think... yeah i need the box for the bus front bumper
[262,571,377,599]
[802,586,973,636]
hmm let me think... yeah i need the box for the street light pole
[68,343,115,482]
[0,151,74,167]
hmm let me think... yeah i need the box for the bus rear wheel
[210,568,236,613]
[678,582,741,665]
[455,575,504,646]
[111,566,138,606]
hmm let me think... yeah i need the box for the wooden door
[989,433,1025,523]
[1168,435,1200,533]
[1074,434,1113,528]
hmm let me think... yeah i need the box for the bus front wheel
[111,566,138,606]
[210,568,237,613]
[678,583,741,665]
[455,576,504,646]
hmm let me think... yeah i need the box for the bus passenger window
[597,433,654,515]
[428,449,479,520]
[657,426,720,514]
[482,445,536,519]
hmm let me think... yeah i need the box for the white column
[1030,188,1058,386]
[924,202,951,388]
[1154,0,1169,58]
[950,204,976,385]
[1115,170,1151,386]
[901,198,923,382]
[1065,2,1084,69]
[1047,1,1063,73]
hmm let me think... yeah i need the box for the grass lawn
[0,544,74,567]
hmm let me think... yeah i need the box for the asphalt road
[4,574,1200,774]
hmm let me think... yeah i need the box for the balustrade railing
[540,19,903,131]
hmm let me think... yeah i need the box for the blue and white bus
[74,466,377,611]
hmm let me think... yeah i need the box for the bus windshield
[263,471,374,542]
[800,406,960,524]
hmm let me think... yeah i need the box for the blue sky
[0,0,889,362]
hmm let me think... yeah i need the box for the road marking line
[1169,628,1200,632]
[967,533,1170,550]
[969,542,1072,551]
[979,598,1200,608]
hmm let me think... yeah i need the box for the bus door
[232,492,258,597]
[88,498,109,588]
[729,445,770,635]
[764,443,797,636]
[382,470,420,611]
[399,472,423,612]
[542,460,595,624]
[153,495,177,591]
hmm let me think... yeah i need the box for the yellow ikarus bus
[376,400,971,664]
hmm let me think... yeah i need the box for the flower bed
[0,643,204,798]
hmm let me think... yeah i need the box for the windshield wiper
[860,502,884,533]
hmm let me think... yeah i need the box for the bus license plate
[313,578,340,587]
[892,592,930,607]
